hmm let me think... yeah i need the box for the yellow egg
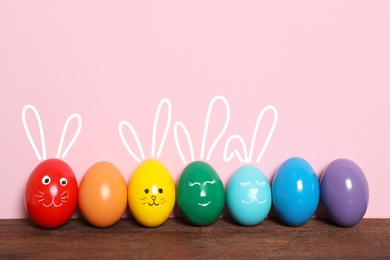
[128,159,175,227]
[78,161,127,227]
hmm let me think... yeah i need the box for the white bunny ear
[173,121,195,165]
[222,105,278,164]
[151,98,172,158]
[200,95,230,161]
[119,120,145,163]
[223,134,249,163]
[56,113,82,159]
[252,105,278,163]
[22,105,46,161]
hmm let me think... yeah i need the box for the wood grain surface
[0,218,389,259]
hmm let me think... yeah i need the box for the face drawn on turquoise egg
[226,165,272,226]
[177,161,225,226]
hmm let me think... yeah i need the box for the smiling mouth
[148,202,159,206]
[241,197,267,204]
[40,195,66,208]
[198,201,211,207]
[42,197,63,208]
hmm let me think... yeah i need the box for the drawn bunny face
[25,158,78,228]
[128,159,175,227]
[119,99,175,227]
[226,165,272,226]
[22,105,82,228]
[177,161,225,226]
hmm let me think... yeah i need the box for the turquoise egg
[226,165,271,226]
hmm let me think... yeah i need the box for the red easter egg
[25,158,78,228]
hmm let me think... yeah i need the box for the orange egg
[78,161,127,227]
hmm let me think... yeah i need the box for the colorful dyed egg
[25,159,78,228]
[321,158,369,227]
[272,157,319,226]
[226,165,271,226]
[128,159,175,227]
[78,161,127,227]
[177,161,225,226]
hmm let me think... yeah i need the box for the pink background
[1,1,389,218]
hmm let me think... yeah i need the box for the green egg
[177,161,225,226]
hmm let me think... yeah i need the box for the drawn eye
[240,181,250,188]
[188,182,201,187]
[42,175,51,185]
[60,177,68,186]
[144,189,149,194]
[158,188,163,194]
[256,180,266,188]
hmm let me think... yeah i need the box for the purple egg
[320,158,369,227]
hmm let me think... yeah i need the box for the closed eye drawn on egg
[256,180,266,188]
[188,182,201,187]
[240,181,250,188]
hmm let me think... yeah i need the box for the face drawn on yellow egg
[128,159,175,227]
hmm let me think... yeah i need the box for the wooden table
[1,218,389,259]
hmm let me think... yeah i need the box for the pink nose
[50,187,58,196]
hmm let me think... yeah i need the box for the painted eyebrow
[188,182,201,186]
[204,179,216,185]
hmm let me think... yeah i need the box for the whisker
[38,199,44,202]
[34,194,43,197]
[61,191,67,196]
[38,191,44,194]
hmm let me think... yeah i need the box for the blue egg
[272,157,319,226]
[226,165,272,226]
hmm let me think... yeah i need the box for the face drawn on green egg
[177,161,225,226]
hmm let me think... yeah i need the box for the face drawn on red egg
[25,158,78,228]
